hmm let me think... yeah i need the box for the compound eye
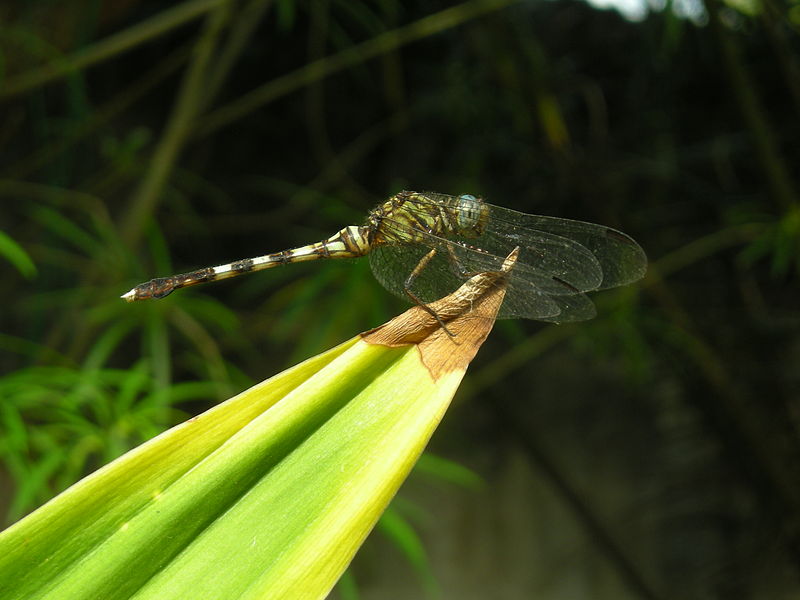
[454,194,485,235]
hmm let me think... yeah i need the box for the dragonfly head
[455,194,490,237]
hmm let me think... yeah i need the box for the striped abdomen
[121,225,371,301]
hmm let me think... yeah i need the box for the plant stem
[0,0,226,100]
[120,2,232,246]
[194,0,520,138]
[705,0,798,211]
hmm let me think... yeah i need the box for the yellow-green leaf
[0,250,516,600]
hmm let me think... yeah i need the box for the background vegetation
[1,0,798,598]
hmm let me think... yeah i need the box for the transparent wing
[368,215,599,322]
[367,193,646,322]
[481,205,647,290]
[402,193,648,290]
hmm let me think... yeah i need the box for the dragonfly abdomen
[121,225,371,301]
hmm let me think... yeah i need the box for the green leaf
[0,257,513,599]
[0,231,36,279]
[415,452,483,489]
[0,337,454,599]
[377,506,438,596]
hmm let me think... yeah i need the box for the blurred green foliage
[1,0,799,597]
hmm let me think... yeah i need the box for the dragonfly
[122,191,647,323]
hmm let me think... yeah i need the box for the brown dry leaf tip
[362,247,520,380]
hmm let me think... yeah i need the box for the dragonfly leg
[444,244,473,278]
[404,249,456,338]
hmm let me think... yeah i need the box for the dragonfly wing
[369,240,575,321]
[368,198,640,323]
[368,227,591,321]
[442,239,596,321]
[368,241,464,303]
[394,193,608,292]
[499,277,597,321]
[400,194,647,289]
[482,203,647,289]
[465,226,603,293]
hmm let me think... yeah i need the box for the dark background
[1,0,799,598]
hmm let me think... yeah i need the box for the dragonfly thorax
[366,191,490,247]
